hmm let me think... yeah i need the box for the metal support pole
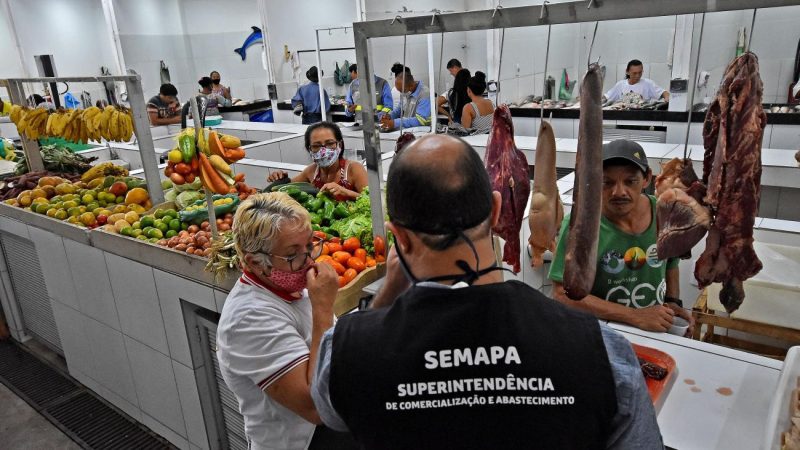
[354,29,386,242]
[258,0,277,85]
[125,76,164,204]
[427,34,437,132]
[1,0,29,78]
[683,13,705,160]
[5,79,44,172]
[315,30,327,122]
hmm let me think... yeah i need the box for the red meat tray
[633,343,677,410]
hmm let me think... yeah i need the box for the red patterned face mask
[266,267,308,294]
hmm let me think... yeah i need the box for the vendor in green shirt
[549,140,694,334]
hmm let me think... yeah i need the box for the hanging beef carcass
[484,105,530,273]
[563,64,603,300]
[528,119,564,267]
[655,158,711,259]
[695,52,767,313]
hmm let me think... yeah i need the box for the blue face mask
[312,146,340,168]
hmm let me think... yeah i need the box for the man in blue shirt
[379,67,431,131]
[292,66,331,125]
[345,64,393,120]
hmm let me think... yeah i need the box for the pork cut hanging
[528,119,564,267]
[563,64,603,300]
[484,105,530,273]
[694,52,767,313]
[655,158,711,259]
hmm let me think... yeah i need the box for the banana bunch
[60,109,87,143]
[14,107,48,140]
[89,105,135,142]
[80,161,129,183]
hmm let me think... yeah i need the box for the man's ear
[387,221,412,254]
[489,191,502,228]
[642,168,653,190]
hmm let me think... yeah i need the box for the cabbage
[164,189,178,203]
[176,190,205,210]
[173,177,203,192]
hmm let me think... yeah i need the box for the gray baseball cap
[602,139,649,174]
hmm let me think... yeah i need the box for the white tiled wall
[64,240,121,329]
[84,316,139,406]
[173,361,210,450]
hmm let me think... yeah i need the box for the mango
[124,187,149,205]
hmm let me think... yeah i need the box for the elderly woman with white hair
[216,192,338,450]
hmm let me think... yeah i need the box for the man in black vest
[311,135,663,449]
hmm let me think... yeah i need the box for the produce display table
[609,323,782,450]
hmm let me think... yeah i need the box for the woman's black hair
[625,59,643,79]
[304,122,346,159]
[391,63,406,76]
[210,70,220,78]
[449,69,471,123]
[198,77,213,89]
[467,71,487,96]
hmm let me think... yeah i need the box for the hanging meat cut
[395,132,416,155]
[528,119,564,267]
[655,158,711,259]
[694,52,767,313]
[563,64,603,300]
[484,105,530,273]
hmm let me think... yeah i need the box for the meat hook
[587,21,599,68]
[430,9,440,26]
[492,4,503,18]
[540,1,550,21]
[748,9,757,51]
[391,15,403,25]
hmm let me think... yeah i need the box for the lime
[34,203,49,214]
[115,196,124,204]
[142,226,154,235]
[136,235,148,241]
[92,207,104,217]
[81,193,94,205]
[148,237,159,243]
[86,202,99,212]
[98,200,108,207]
[132,221,142,229]
[155,221,168,233]
[168,219,181,231]
[131,229,142,238]
[146,228,163,239]
[181,222,189,230]
[154,208,165,219]
[164,209,178,219]
[140,216,155,228]
[165,229,178,238]
[50,195,63,204]
[120,226,133,237]
[46,208,58,217]
[54,210,67,220]
[62,200,77,209]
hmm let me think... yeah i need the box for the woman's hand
[306,262,337,312]
[321,182,358,200]
[267,170,288,182]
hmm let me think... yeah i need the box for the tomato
[332,251,352,265]
[315,255,333,264]
[374,236,386,256]
[347,257,366,272]
[321,243,330,256]
[365,256,377,267]
[342,268,357,284]
[328,260,346,275]
[330,237,341,244]
[175,162,192,175]
[327,242,343,253]
[185,172,196,183]
[337,276,347,288]
[313,230,328,240]
[375,254,386,263]
[354,248,367,262]
[342,237,360,253]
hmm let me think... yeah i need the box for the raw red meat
[655,158,711,259]
[484,105,530,273]
[395,132,416,155]
[563,64,603,300]
[695,53,767,313]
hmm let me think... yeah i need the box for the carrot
[199,153,229,194]
[234,173,245,182]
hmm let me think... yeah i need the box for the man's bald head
[387,135,493,249]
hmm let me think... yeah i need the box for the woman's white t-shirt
[604,78,666,102]
[216,272,315,450]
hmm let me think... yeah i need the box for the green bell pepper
[322,199,335,222]
[309,212,322,225]
[321,226,338,237]
[333,205,350,219]
[308,198,324,212]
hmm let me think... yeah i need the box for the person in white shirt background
[604,59,670,103]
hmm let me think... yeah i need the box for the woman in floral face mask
[216,192,340,450]
[267,122,368,201]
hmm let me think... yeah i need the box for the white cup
[667,316,689,336]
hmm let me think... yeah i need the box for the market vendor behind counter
[604,59,669,104]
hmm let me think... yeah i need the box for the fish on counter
[654,158,711,259]
[562,64,604,300]
[695,52,767,313]
[528,119,563,267]
[484,105,531,273]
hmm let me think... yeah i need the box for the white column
[427,34,436,132]
[101,0,127,76]
[1,0,29,77]
[258,0,276,85]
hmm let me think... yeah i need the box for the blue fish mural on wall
[234,26,264,61]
